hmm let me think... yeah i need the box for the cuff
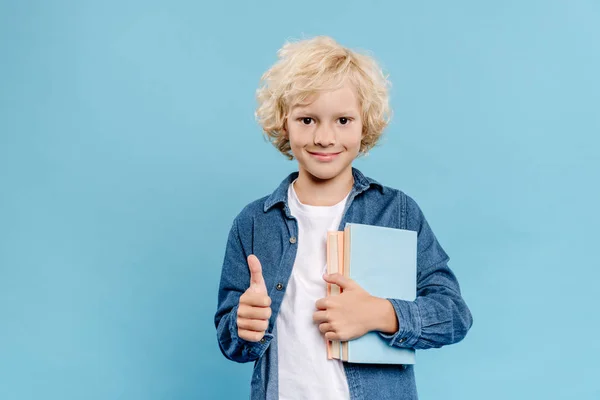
[378,298,422,348]
[230,304,274,359]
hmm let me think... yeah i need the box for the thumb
[247,254,267,293]
[323,272,356,290]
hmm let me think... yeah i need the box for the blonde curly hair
[255,35,393,160]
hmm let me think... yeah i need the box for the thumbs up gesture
[237,254,272,342]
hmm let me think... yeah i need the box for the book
[326,231,344,360]
[326,222,417,364]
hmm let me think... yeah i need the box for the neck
[293,166,354,206]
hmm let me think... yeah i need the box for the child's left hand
[313,273,398,341]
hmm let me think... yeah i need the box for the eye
[339,117,352,125]
[299,117,314,125]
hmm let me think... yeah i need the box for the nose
[313,124,336,147]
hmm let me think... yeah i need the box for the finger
[323,272,355,289]
[325,331,341,341]
[237,317,269,332]
[319,322,334,334]
[238,329,265,343]
[315,297,330,310]
[238,303,272,319]
[312,310,329,323]
[248,254,267,293]
[240,291,272,307]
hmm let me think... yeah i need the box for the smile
[307,151,342,162]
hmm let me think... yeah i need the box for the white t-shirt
[276,179,351,400]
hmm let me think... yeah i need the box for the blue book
[327,222,417,364]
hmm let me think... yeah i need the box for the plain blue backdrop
[1,1,599,399]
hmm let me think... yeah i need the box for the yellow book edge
[332,231,343,360]
[326,232,340,360]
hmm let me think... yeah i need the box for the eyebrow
[291,109,357,116]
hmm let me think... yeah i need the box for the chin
[301,161,352,182]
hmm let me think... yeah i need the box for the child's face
[285,83,363,182]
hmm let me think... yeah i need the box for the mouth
[307,151,342,162]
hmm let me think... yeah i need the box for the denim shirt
[214,167,473,399]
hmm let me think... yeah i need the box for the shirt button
[259,337,266,344]
[289,236,297,244]
[276,283,284,290]
[398,338,406,343]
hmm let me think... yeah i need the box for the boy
[214,36,473,399]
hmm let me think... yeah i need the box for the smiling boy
[214,36,473,400]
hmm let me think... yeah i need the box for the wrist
[369,297,399,334]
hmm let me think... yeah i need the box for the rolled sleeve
[216,303,273,362]
[378,298,422,348]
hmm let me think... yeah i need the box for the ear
[282,119,288,137]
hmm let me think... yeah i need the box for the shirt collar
[263,167,384,213]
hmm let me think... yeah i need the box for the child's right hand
[237,254,272,342]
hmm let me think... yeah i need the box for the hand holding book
[313,273,399,341]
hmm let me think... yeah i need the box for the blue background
[1,1,599,399]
